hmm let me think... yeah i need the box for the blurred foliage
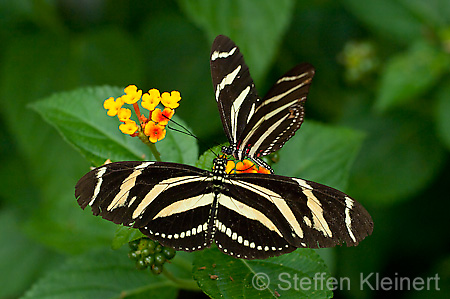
[0,0,449,298]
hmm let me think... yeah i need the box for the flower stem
[133,103,142,121]
[137,128,162,162]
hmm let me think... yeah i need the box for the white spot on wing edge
[345,196,357,242]
[217,193,286,238]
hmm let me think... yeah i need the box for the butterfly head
[221,145,234,155]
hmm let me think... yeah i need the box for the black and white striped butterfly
[211,35,315,172]
[75,156,373,260]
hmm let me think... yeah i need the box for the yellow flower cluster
[225,159,271,174]
[103,85,181,143]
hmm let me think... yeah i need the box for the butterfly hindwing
[224,173,373,250]
[239,63,315,158]
[213,179,299,259]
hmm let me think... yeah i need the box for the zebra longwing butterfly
[75,156,373,260]
[211,35,315,172]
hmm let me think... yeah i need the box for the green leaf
[111,227,147,250]
[0,209,63,298]
[273,121,364,192]
[435,81,450,150]
[23,248,179,299]
[0,31,143,254]
[409,255,450,299]
[195,144,223,170]
[178,0,295,84]
[27,85,198,253]
[193,247,332,298]
[347,110,445,204]
[140,13,221,141]
[30,86,199,166]
[376,40,450,111]
[0,127,35,206]
[341,0,423,44]
[398,0,450,28]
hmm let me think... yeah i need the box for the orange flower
[151,108,174,126]
[103,86,180,144]
[257,166,271,174]
[225,159,270,174]
[235,160,258,173]
[161,91,181,109]
[226,160,237,174]
[144,121,166,143]
[142,89,161,111]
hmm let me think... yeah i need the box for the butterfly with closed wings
[211,35,315,172]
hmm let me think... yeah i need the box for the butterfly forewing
[75,161,211,225]
[210,35,261,148]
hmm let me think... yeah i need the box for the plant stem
[137,128,162,161]
[162,268,201,291]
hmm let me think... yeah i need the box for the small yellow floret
[142,89,161,111]
[122,85,142,104]
[161,91,181,109]
[119,120,138,135]
[104,96,124,116]
[117,108,132,121]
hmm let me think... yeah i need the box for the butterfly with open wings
[75,35,373,260]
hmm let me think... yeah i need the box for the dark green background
[1,0,449,298]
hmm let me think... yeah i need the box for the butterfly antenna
[165,116,220,157]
